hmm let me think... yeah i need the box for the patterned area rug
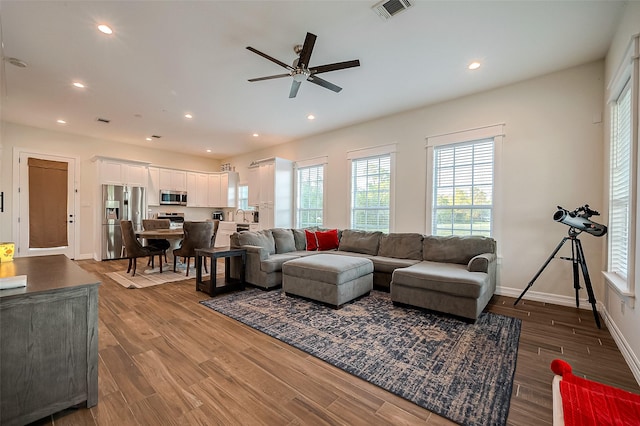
[201,289,521,426]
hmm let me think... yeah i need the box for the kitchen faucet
[236,209,247,223]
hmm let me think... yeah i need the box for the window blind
[609,81,632,280]
[351,155,391,232]
[297,165,324,228]
[432,139,494,236]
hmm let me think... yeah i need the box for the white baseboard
[496,285,603,310]
[498,285,640,386]
[74,253,95,260]
[601,307,640,385]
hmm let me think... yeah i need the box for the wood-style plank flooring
[29,258,639,426]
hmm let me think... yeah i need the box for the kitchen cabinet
[209,172,238,208]
[186,172,210,207]
[249,157,292,229]
[159,168,186,192]
[148,167,160,206]
[95,157,149,186]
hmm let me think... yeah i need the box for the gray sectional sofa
[229,228,497,321]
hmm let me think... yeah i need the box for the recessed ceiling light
[146,137,152,141]
[206,149,212,153]
[468,61,481,70]
[56,119,66,124]
[307,114,315,120]
[252,133,259,137]
[184,113,193,119]
[97,24,113,35]
[72,82,85,88]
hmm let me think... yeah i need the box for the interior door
[17,151,76,258]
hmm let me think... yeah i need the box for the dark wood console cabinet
[0,255,100,426]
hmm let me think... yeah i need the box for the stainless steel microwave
[160,190,187,205]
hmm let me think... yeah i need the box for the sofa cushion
[316,229,339,251]
[283,254,373,285]
[272,228,296,254]
[305,229,318,251]
[392,260,488,298]
[378,233,423,260]
[293,229,307,251]
[422,235,496,265]
[238,230,276,255]
[338,230,382,256]
[260,254,301,273]
[370,256,421,274]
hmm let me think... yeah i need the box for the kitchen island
[0,255,100,426]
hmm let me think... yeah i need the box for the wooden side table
[195,246,246,296]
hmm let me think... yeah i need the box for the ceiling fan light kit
[246,32,360,98]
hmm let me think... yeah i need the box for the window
[350,154,392,232]
[237,184,250,210]
[296,164,324,228]
[608,81,632,282]
[604,34,638,298]
[432,139,494,236]
[426,124,504,240]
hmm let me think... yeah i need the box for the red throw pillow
[316,229,339,251]
[305,229,318,251]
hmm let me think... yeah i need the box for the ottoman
[282,254,373,308]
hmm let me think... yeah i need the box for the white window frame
[603,34,639,301]
[347,144,397,232]
[237,183,253,210]
[294,156,327,228]
[426,124,504,245]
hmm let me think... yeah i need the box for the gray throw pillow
[237,230,276,255]
[292,229,307,251]
[272,228,296,254]
[338,230,382,255]
[423,235,496,264]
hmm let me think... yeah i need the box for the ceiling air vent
[96,117,110,123]
[151,135,161,139]
[372,0,412,20]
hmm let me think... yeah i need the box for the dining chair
[142,219,171,263]
[173,221,214,276]
[120,220,164,277]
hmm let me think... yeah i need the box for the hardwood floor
[30,258,639,426]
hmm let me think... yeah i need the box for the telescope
[516,203,607,328]
[553,205,607,237]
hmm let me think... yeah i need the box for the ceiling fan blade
[307,75,342,93]
[310,59,360,75]
[248,73,291,82]
[246,46,293,71]
[289,80,302,98]
[297,32,317,69]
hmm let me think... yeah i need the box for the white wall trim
[497,285,605,311]
[425,123,506,147]
[295,156,328,169]
[601,306,640,385]
[346,143,397,160]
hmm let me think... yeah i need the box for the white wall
[0,122,220,258]
[603,1,640,382]
[227,60,606,304]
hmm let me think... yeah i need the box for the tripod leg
[571,239,581,308]
[575,239,602,329]
[515,237,570,305]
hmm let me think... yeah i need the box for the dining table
[135,228,184,239]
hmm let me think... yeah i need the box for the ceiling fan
[246,32,360,98]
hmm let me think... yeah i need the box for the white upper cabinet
[248,158,292,229]
[148,167,160,206]
[158,168,186,192]
[95,157,149,187]
[186,172,211,207]
[209,172,238,208]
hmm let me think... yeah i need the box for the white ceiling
[0,1,626,159]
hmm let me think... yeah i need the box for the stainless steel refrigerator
[101,184,145,260]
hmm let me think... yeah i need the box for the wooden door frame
[12,147,80,259]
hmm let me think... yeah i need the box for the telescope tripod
[514,228,601,328]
